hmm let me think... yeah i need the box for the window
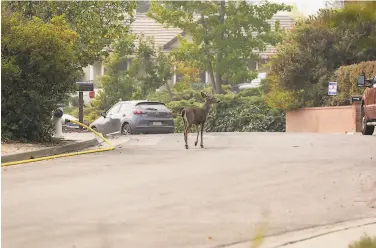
[200,71,206,84]
[119,103,131,113]
[107,103,121,115]
[136,1,150,13]
[136,102,169,111]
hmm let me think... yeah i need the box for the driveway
[2,132,376,248]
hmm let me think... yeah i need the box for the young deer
[180,92,220,149]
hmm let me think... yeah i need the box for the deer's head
[201,92,220,104]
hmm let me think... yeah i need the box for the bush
[266,3,376,110]
[157,88,285,133]
[348,234,376,248]
[1,12,80,142]
[205,94,285,133]
[328,61,376,106]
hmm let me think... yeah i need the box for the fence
[286,104,361,133]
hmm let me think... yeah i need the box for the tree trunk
[207,61,217,93]
[215,0,225,94]
[201,13,217,94]
[165,82,173,100]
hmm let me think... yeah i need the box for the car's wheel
[121,123,132,135]
[361,107,374,135]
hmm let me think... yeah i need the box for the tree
[98,35,174,110]
[1,11,81,141]
[129,36,174,99]
[148,0,291,94]
[3,1,137,68]
[266,2,376,110]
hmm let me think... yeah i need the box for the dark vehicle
[357,74,376,135]
[90,100,175,135]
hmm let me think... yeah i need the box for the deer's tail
[180,109,185,118]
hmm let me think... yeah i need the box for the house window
[176,72,183,83]
[249,60,258,70]
[200,71,206,84]
[136,1,150,13]
[127,59,133,70]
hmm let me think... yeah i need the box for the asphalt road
[2,132,376,248]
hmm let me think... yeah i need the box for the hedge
[327,61,376,106]
[167,91,285,133]
[1,13,80,142]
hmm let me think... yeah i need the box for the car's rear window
[136,102,169,111]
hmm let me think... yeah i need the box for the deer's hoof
[200,145,204,148]
[185,145,189,149]
[194,141,198,146]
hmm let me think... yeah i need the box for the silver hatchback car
[90,100,175,135]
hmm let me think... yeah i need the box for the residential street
[2,132,376,248]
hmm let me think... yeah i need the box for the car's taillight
[133,109,144,115]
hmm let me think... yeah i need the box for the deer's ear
[200,92,207,98]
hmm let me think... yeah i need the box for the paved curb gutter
[226,217,376,248]
[1,138,99,163]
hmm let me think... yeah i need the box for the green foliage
[348,234,376,248]
[205,94,285,133]
[129,35,174,98]
[148,0,291,93]
[328,61,376,106]
[3,1,137,67]
[151,87,285,133]
[1,12,80,141]
[266,2,376,110]
[94,35,174,115]
[98,35,137,109]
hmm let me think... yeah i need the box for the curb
[1,138,99,163]
[225,217,376,248]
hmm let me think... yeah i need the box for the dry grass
[348,234,376,248]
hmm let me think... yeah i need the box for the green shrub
[328,61,376,106]
[1,12,80,142]
[205,94,285,133]
[165,92,285,133]
[348,234,376,248]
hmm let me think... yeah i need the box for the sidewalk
[227,217,376,248]
[281,224,376,248]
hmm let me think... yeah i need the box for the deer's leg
[183,120,188,149]
[195,124,200,147]
[184,124,191,149]
[200,122,205,148]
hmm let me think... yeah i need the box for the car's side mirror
[357,74,366,87]
[101,112,107,118]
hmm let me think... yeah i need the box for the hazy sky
[271,0,328,16]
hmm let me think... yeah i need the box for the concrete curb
[226,217,376,248]
[1,138,99,163]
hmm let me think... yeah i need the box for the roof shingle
[129,13,295,58]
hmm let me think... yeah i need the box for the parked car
[90,100,175,135]
[357,74,376,135]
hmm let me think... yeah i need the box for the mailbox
[350,96,362,104]
[76,81,94,92]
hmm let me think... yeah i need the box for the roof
[259,14,295,58]
[130,13,183,49]
[129,13,295,58]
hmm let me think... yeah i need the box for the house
[80,11,295,89]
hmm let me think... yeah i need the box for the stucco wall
[286,106,357,133]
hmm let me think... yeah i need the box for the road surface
[2,132,376,248]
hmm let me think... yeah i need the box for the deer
[180,92,220,149]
